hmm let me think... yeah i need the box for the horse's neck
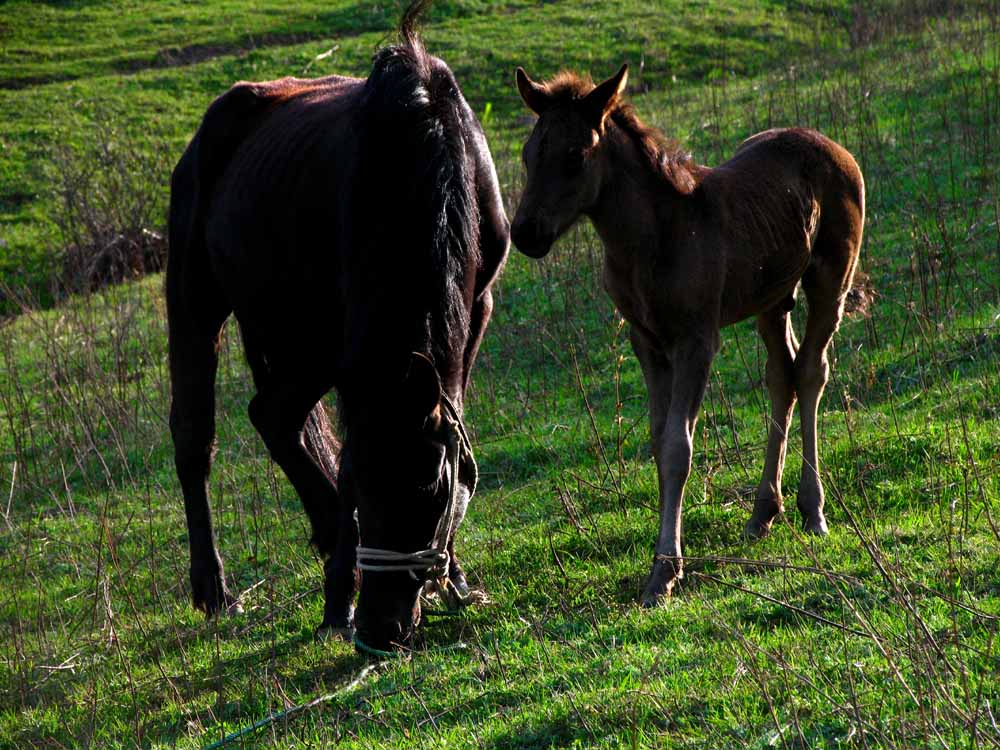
[588,134,690,271]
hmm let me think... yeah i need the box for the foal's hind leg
[745,307,799,539]
[168,295,237,616]
[796,263,854,534]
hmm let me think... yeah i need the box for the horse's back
[169,74,362,269]
[203,78,364,254]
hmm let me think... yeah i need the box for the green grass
[0,0,852,312]
[2,2,1000,748]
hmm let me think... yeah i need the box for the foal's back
[698,127,864,326]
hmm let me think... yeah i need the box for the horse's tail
[358,3,478,372]
[303,402,341,485]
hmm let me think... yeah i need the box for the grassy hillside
[2,1,1000,749]
[0,0,851,312]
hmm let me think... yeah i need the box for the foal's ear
[403,352,442,426]
[582,63,629,131]
[516,67,550,115]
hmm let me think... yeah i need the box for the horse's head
[341,353,475,653]
[511,64,629,259]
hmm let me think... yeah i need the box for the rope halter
[355,393,478,588]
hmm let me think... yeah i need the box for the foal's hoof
[639,557,681,608]
[743,517,773,540]
[744,498,781,540]
[802,515,829,536]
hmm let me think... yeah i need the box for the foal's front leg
[637,334,716,607]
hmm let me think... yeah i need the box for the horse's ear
[516,67,550,115]
[403,352,442,426]
[582,63,629,131]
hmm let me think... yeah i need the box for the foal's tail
[840,153,872,319]
[844,269,874,318]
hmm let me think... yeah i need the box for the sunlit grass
[1,2,999,749]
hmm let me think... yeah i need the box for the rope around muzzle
[355,394,480,613]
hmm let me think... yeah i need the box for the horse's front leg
[638,333,717,607]
[321,495,358,635]
[247,373,353,632]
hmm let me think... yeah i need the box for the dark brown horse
[512,64,863,606]
[167,1,509,651]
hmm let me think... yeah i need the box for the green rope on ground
[353,634,470,659]
[421,607,464,618]
[353,635,405,659]
[200,664,377,750]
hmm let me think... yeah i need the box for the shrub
[47,113,171,298]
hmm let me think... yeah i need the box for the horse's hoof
[190,560,239,618]
[193,584,239,619]
[316,624,354,642]
[639,557,680,607]
[464,588,490,606]
[449,574,471,599]
[198,594,241,619]
[317,609,354,639]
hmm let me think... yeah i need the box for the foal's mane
[541,71,701,195]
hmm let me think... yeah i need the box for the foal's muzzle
[511,215,555,259]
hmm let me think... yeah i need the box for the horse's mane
[540,71,701,195]
[355,0,478,387]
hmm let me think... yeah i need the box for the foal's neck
[586,127,692,267]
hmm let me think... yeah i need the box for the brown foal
[511,64,864,606]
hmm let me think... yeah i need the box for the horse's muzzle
[354,590,421,654]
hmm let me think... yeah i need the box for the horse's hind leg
[745,306,799,539]
[167,281,236,616]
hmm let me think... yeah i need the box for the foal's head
[511,64,629,258]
